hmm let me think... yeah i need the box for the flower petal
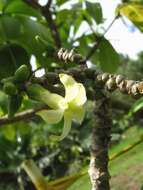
[65,106,85,124]
[69,106,85,124]
[42,92,67,110]
[50,112,72,141]
[71,83,87,106]
[27,84,67,109]
[37,109,63,124]
[59,73,79,102]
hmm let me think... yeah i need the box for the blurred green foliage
[0,0,143,190]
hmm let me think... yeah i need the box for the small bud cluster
[96,73,143,97]
[57,48,85,64]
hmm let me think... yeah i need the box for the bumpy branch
[57,48,86,65]
[55,48,143,96]
[89,83,111,190]
[44,67,143,97]
[1,66,143,126]
[23,0,61,48]
[96,72,143,97]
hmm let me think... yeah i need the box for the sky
[98,0,143,59]
[38,0,143,59]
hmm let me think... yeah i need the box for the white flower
[28,74,87,140]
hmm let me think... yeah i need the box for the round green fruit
[3,82,17,95]
[14,65,30,82]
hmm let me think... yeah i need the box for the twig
[86,16,118,60]
[45,0,53,9]
[41,7,61,48]
[0,105,48,126]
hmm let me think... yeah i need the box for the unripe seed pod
[115,75,124,85]
[14,65,30,82]
[3,82,17,95]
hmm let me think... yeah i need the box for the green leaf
[0,15,51,65]
[0,16,21,40]
[0,0,5,12]
[93,39,119,73]
[0,90,8,113]
[56,0,68,6]
[86,1,103,24]
[75,34,95,55]
[2,125,16,141]
[0,44,30,79]
[116,2,143,32]
[128,97,143,117]
[57,4,82,44]
[4,0,41,18]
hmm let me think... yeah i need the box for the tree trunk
[88,82,112,190]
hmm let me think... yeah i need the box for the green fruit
[8,95,22,118]
[1,76,14,84]
[3,82,17,95]
[14,65,30,82]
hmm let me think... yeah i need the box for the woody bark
[88,81,112,190]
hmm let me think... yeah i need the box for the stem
[0,105,48,126]
[88,82,112,190]
[86,16,118,60]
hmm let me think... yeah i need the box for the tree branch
[36,64,143,97]
[88,83,111,190]
[0,105,48,126]
[41,6,61,48]
[23,0,61,48]
[23,0,42,9]
[1,64,143,126]
[45,0,53,10]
